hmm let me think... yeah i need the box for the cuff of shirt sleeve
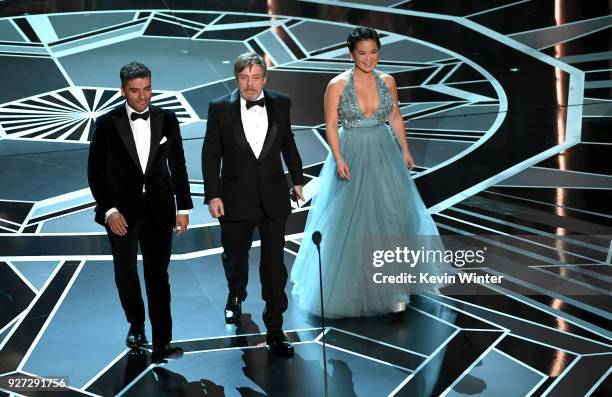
[104,207,118,223]
[177,209,192,215]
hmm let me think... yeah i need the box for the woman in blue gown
[290,27,449,318]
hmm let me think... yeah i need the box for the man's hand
[293,185,305,202]
[207,198,225,218]
[175,214,189,237]
[107,212,128,236]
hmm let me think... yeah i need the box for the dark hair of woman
[346,26,381,52]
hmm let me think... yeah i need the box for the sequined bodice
[338,68,394,128]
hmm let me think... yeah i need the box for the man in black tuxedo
[202,52,304,355]
[88,62,193,362]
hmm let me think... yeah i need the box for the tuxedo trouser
[106,195,173,347]
[220,205,288,332]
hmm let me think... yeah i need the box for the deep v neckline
[351,68,381,119]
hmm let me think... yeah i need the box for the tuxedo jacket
[87,104,193,230]
[202,89,303,221]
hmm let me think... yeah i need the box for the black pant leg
[107,222,145,326]
[220,218,257,298]
[139,202,173,347]
[258,214,288,332]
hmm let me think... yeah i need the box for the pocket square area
[159,136,168,144]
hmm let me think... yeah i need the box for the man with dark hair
[88,61,192,362]
[202,52,304,355]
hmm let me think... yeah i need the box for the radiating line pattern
[0,88,197,142]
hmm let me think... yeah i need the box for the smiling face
[120,77,152,113]
[236,64,267,101]
[349,39,380,73]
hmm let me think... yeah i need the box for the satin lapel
[145,105,164,175]
[112,105,141,172]
[230,90,257,160]
[258,91,278,161]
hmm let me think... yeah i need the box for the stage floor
[0,1,610,396]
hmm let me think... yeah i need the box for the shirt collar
[125,102,150,118]
[240,91,265,109]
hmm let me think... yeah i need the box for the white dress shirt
[104,103,191,222]
[240,92,268,158]
[127,103,151,173]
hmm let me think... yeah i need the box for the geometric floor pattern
[0,1,610,396]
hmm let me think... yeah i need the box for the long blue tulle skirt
[291,121,446,318]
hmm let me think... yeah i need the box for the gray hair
[120,61,151,85]
[233,52,267,76]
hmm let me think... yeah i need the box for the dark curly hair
[120,61,151,85]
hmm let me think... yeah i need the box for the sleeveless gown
[290,68,448,318]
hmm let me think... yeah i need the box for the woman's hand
[403,151,415,170]
[336,158,351,180]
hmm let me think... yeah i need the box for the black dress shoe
[151,344,184,363]
[266,331,294,356]
[126,323,148,349]
[225,292,246,324]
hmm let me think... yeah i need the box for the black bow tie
[130,111,149,121]
[246,98,265,109]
